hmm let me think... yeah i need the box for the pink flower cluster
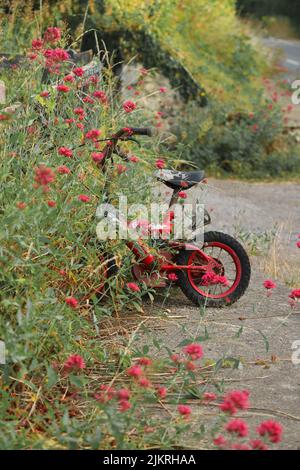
[214,408,283,450]
[155,159,165,169]
[201,272,229,287]
[220,389,250,415]
[263,279,276,290]
[183,343,203,360]
[257,420,283,443]
[93,90,108,105]
[34,165,55,188]
[58,146,73,158]
[64,354,85,372]
[123,100,136,113]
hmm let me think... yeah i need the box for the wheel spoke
[186,240,242,299]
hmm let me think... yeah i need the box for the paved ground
[143,180,300,449]
[262,36,300,129]
[262,37,300,79]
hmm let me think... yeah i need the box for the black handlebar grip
[130,127,153,137]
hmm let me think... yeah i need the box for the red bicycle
[97,127,251,308]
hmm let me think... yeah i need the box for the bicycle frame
[98,128,220,277]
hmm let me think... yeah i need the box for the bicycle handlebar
[129,127,153,137]
[113,127,153,140]
[99,127,154,167]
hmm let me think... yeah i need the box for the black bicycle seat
[155,169,205,190]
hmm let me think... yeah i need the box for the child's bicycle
[97,127,251,308]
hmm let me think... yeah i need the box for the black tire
[176,231,251,308]
[95,253,119,301]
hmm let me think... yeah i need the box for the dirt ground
[142,179,300,449]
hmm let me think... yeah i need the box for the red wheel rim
[187,242,242,299]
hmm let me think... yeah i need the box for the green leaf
[69,374,84,388]
[46,366,58,389]
[258,330,269,353]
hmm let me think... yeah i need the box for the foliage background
[0,0,297,449]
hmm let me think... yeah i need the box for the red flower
[32,38,44,50]
[47,200,56,207]
[92,152,105,163]
[171,353,181,363]
[57,165,70,175]
[126,282,140,292]
[0,114,9,121]
[28,53,38,61]
[94,387,115,404]
[73,67,84,77]
[201,273,229,287]
[56,84,70,93]
[137,357,152,366]
[250,439,268,450]
[257,420,283,443]
[58,146,73,158]
[183,343,203,360]
[119,400,131,412]
[117,164,127,174]
[93,90,108,104]
[168,273,178,281]
[34,165,55,186]
[64,74,75,83]
[296,241,300,249]
[40,90,50,97]
[138,377,151,388]
[83,96,94,104]
[89,75,99,85]
[263,279,276,290]
[44,27,61,44]
[129,155,139,163]
[65,118,75,125]
[220,389,250,415]
[117,389,131,401]
[178,404,191,416]
[155,159,165,169]
[127,365,142,377]
[203,392,217,402]
[44,48,69,65]
[64,354,85,372]
[123,100,136,113]
[178,191,187,199]
[157,386,167,399]
[213,435,227,447]
[186,360,196,371]
[78,194,90,203]
[85,129,101,140]
[289,289,300,300]
[159,87,167,93]
[74,107,85,115]
[16,202,26,210]
[226,418,249,438]
[65,296,78,308]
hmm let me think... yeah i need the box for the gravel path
[147,179,300,449]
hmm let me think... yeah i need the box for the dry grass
[257,223,300,288]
